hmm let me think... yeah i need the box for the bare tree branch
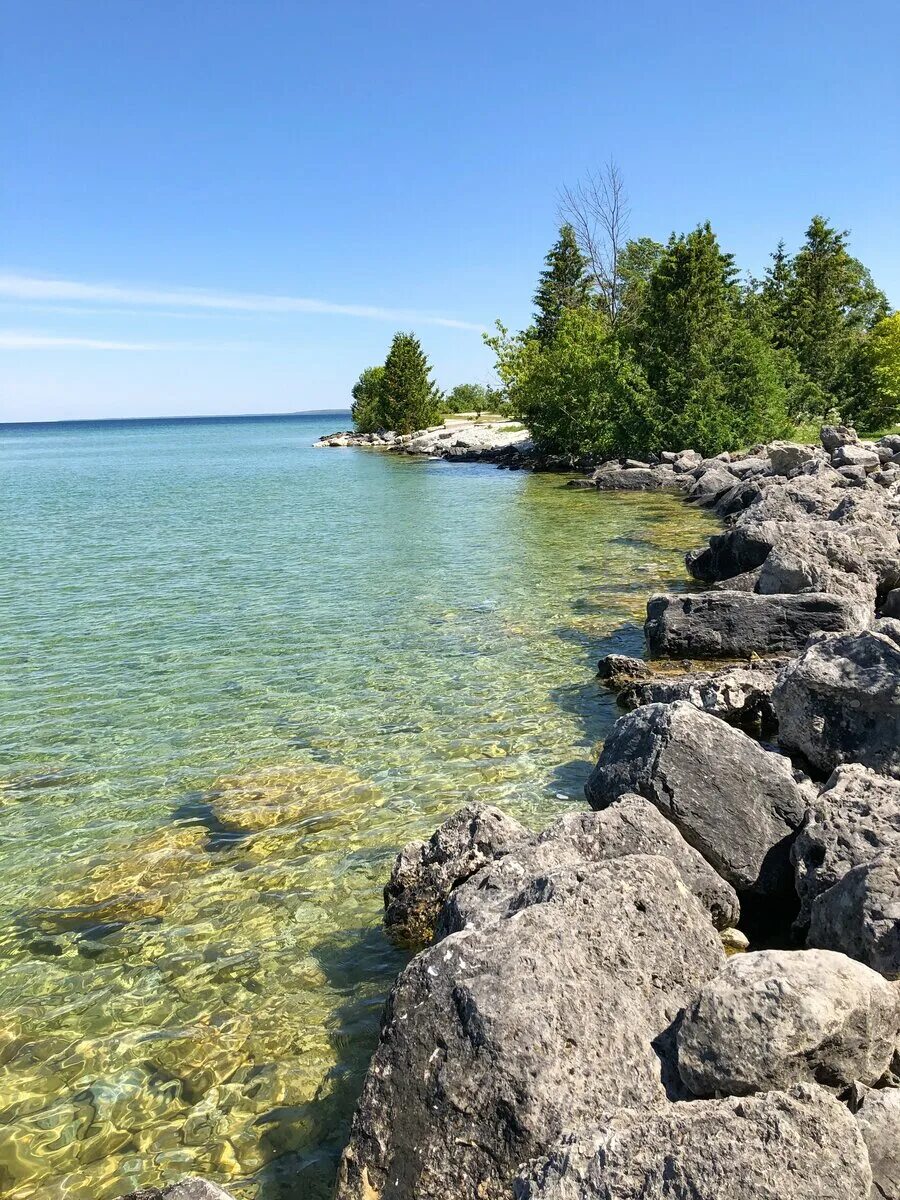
[559,160,631,328]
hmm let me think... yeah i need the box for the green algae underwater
[0,414,717,1199]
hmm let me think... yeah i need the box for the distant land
[0,409,352,429]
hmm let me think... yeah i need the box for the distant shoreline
[0,409,352,430]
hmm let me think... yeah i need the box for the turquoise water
[0,414,716,1199]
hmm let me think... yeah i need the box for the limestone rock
[337,855,723,1200]
[383,803,527,948]
[808,856,900,978]
[438,793,740,935]
[645,589,869,658]
[833,443,881,472]
[769,442,820,475]
[883,588,900,618]
[677,948,900,1096]
[793,764,900,931]
[596,653,651,690]
[772,629,900,778]
[618,663,779,732]
[515,1084,872,1200]
[584,701,806,897]
[821,423,859,452]
[855,1087,900,1200]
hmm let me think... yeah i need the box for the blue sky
[2,0,899,422]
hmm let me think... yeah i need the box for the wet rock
[119,1180,237,1200]
[337,855,723,1200]
[383,803,527,948]
[808,856,900,978]
[596,653,652,690]
[677,948,900,1097]
[618,663,779,732]
[793,764,900,932]
[772,629,900,778]
[585,701,806,898]
[855,1087,900,1199]
[768,442,820,476]
[438,793,740,936]
[821,424,859,453]
[645,589,869,658]
[515,1084,872,1200]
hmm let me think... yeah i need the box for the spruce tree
[533,224,592,344]
[379,332,443,434]
[636,223,789,454]
[350,365,386,432]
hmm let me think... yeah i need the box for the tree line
[487,165,898,457]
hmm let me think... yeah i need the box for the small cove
[0,413,718,1199]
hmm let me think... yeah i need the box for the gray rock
[673,449,702,473]
[688,466,736,503]
[336,855,724,1200]
[855,1087,900,1200]
[809,856,900,978]
[878,434,900,454]
[883,588,900,619]
[596,653,652,690]
[709,566,762,591]
[383,804,527,948]
[769,442,820,475]
[821,423,859,452]
[728,455,771,479]
[677,948,900,1096]
[772,629,900,778]
[834,443,881,472]
[439,794,740,935]
[619,664,779,732]
[645,589,870,658]
[876,617,900,647]
[515,1084,872,1200]
[585,702,806,897]
[793,764,900,931]
[118,1182,236,1200]
[592,466,679,491]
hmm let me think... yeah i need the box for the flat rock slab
[645,590,870,658]
[585,701,806,897]
[677,948,900,1096]
[337,855,723,1200]
[516,1084,872,1200]
[773,629,900,778]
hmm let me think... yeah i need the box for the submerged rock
[645,590,869,658]
[515,1084,872,1200]
[676,948,900,1096]
[585,702,806,898]
[808,856,900,978]
[595,653,652,690]
[383,803,527,948]
[792,764,900,932]
[337,855,723,1200]
[772,629,900,778]
[438,793,740,936]
[119,1181,237,1200]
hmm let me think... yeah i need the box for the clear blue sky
[2,0,898,422]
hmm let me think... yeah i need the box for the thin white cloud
[0,273,486,331]
[0,331,185,350]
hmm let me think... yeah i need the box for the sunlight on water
[0,415,717,1199]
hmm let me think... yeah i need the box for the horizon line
[0,408,353,427]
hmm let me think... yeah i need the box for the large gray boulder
[773,629,900,778]
[833,443,881,472]
[688,466,736,503]
[584,702,806,898]
[645,590,869,658]
[821,423,859,453]
[768,441,820,475]
[383,804,527,948]
[677,948,900,1097]
[336,855,724,1200]
[855,1087,900,1200]
[618,663,779,732]
[515,1084,872,1200]
[808,856,900,978]
[793,764,900,931]
[438,793,740,936]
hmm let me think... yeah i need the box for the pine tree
[636,223,789,454]
[379,332,443,434]
[533,224,592,344]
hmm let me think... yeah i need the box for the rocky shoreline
[125,424,900,1200]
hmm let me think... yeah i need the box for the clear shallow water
[0,414,717,1199]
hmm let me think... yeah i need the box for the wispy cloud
[0,331,189,351]
[0,273,486,331]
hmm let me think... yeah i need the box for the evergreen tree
[636,223,789,454]
[617,237,665,331]
[380,332,443,434]
[776,216,887,401]
[350,365,386,432]
[533,224,592,344]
